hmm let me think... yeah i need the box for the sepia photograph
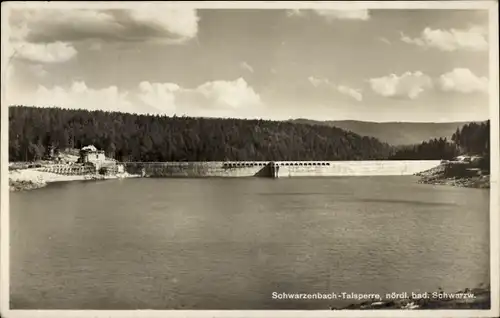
[1,1,499,317]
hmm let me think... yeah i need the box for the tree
[27,142,45,161]
[7,105,435,163]
[9,138,21,161]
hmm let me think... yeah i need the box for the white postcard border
[1,1,498,318]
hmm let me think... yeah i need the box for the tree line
[8,106,490,163]
[9,106,394,162]
[389,121,490,163]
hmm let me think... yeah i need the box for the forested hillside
[8,106,490,163]
[389,121,490,163]
[8,106,393,162]
[291,119,470,146]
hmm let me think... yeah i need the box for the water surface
[10,176,490,309]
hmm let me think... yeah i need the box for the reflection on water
[10,176,490,309]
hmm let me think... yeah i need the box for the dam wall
[123,161,269,177]
[123,160,442,178]
[272,160,442,177]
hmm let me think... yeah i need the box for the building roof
[81,145,98,152]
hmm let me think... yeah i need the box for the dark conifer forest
[8,106,393,162]
[7,106,490,163]
[389,121,490,161]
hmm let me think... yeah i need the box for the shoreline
[415,163,490,189]
[9,169,141,192]
[9,160,490,192]
[417,175,490,189]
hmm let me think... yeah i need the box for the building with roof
[79,145,106,165]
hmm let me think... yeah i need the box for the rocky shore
[9,169,140,192]
[415,162,490,189]
[332,286,490,310]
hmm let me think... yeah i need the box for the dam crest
[122,160,442,178]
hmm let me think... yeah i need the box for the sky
[3,3,493,122]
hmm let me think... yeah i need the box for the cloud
[137,82,180,112]
[240,61,254,73]
[337,85,363,102]
[308,76,363,101]
[287,9,370,21]
[438,68,488,94]
[400,26,488,52]
[191,78,262,109]
[378,37,391,45]
[8,78,263,117]
[308,76,329,87]
[369,71,433,99]
[286,9,303,17]
[11,8,199,44]
[7,7,199,64]
[136,78,263,113]
[10,81,135,113]
[28,64,49,78]
[12,41,77,63]
[314,9,370,21]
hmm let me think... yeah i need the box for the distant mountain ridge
[290,119,475,146]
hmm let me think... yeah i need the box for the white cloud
[240,61,254,73]
[308,76,363,101]
[8,7,200,64]
[8,78,263,117]
[11,8,199,44]
[128,7,198,42]
[286,9,303,17]
[10,81,135,113]
[369,71,433,99]
[400,26,488,52]
[192,78,262,109]
[13,41,77,63]
[308,76,329,87]
[10,21,30,42]
[438,68,488,94]
[378,37,391,45]
[400,33,424,46]
[314,9,370,21]
[337,85,363,101]
[287,9,370,21]
[137,82,180,112]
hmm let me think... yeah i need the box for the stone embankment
[9,169,139,192]
[415,161,490,189]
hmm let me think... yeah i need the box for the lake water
[10,176,490,309]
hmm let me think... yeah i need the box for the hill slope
[291,119,471,146]
[9,106,394,162]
